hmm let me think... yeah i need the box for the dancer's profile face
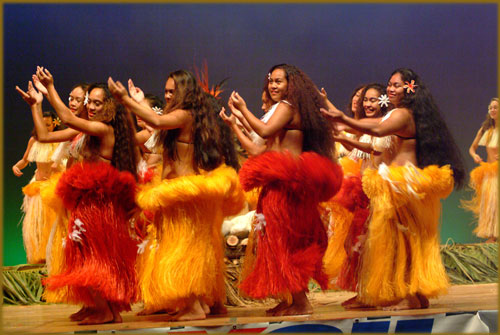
[87,88,106,120]
[164,78,176,105]
[68,86,86,115]
[261,91,271,112]
[488,100,498,121]
[44,116,55,132]
[363,88,382,118]
[352,88,363,115]
[387,73,405,106]
[268,68,288,102]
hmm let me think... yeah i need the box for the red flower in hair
[403,80,418,94]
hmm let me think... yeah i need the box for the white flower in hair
[378,94,389,108]
[84,92,89,105]
[152,106,163,115]
[267,73,271,80]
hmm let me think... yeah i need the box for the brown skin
[321,73,429,311]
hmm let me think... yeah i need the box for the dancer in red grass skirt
[19,69,140,324]
[227,64,342,316]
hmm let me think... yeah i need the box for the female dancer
[322,68,465,310]
[12,110,60,264]
[228,64,343,316]
[108,70,243,321]
[23,67,140,325]
[463,97,498,242]
[323,83,393,294]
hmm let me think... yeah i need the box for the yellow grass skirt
[462,161,498,239]
[21,177,58,264]
[135,165,245,312]
[358,163,454,306]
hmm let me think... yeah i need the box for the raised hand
[128,78,145,103]
[319,87,328,103]
[36,66,54,87]
[16,81,43,106]
[320,107,344,121]
[219,107,237,127]
[227,97,244,120]
[230,91,247,111]
[107,77,128,102]
[32,75,48,95]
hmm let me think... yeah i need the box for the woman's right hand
[36,66,54,87]
[12,163,23,177]
[219,107,237,127]
[472,153,483,164]
[128,78,145,103]
[15,81,43,106]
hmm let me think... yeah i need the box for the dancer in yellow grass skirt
[135,164,244,314]
[463,98,498,242]
[13,111,60,264]
[109,70,241,321]
[322,83,394,291]
[322,68,465,310]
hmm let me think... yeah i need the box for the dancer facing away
[12,110,60,264]
[108,70,244,321]
[22,67,140,325]
[462,97,498,242]
[322,67,465,310]
[227,64,343,316]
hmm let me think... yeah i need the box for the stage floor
[2,283,497,334]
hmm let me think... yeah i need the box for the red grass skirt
[43,162,138,311]
[238,151,343,299]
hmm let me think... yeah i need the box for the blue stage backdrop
[3,3,497,265]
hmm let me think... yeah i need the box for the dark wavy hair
[355,83,391,119]
[144,93,165,110]
[83,83,138,179]
[390,68,465,188]
[263,64,335,159]
[347,84,366,119]
[160,70,234,172]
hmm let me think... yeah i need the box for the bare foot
[70,306,94,321]
[137,308,169,316]
[342,295,373,309]
[170,299,206,321]
[209,301,227,315]
[266,300,289,315]
[382,295,420,311]
[78,307,114,325]
[276,291,313,316]
[109,302,123,323]
[416,293,429,309]
[200,300,210,315]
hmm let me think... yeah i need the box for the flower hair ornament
[267,73,271,80]
[378,94,390,108]
[403,80,418,94]
[52,116,61,128]
[152,106,163,115]
[84,91,89,105]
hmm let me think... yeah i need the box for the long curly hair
[391,68,465,188]
[160,70,234,172]
[479,97,498,137]
[355,83,391,119]
[263,64,335,159]
[83,83,138,179]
